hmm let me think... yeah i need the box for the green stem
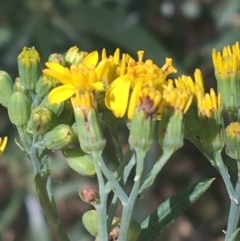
[225,177,240,241]
[139,149,173,193]
[213,151,235,199]
[29,139,70,241]
[118,149,146,241]
[92,155,109,241]
[107,149,134,230]
[92,151,128,205]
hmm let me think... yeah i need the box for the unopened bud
[48,53,66,66]
[0,71,13,107]
[63,148,95,176]
[8,92,30,126]
[82,210,98,236]
[29,106,52,135]
[79,188,99,204]
[17,47,41,91]
[43,124,74,150]
[65,46,88,65]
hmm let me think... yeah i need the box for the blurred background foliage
[0,0,240,240]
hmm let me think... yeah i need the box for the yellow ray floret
[0,136,8,156]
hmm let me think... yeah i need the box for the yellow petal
[0,136,8,155]
[43,69,72,85]
[90,82,104,91]
[128,81,142,119]
[84,51,99,67]
[106,76,131,117]
[96,59,109,80]
[45,62,66,73]
[49,85,76,103]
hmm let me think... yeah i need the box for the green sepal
[138,178,214,241]
[129,110,158,152]
[74,108,106,153]
[158,109,184,152]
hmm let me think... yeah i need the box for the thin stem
[118,149,146,241]
[139,149,174,193]
[108,124,123,161]
[225,177,240,240]
[92,151,128,205]
[213,151,235,199]
[92,155,109,241]
[107,150,134,230]
[29,138,70,241]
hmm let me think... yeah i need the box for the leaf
[138,178,215,241]
[228,228,240,241]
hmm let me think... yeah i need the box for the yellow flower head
[43,51,109,106]
[0,136,8,156]
[162,88,193,114]
[212,42,240,80]
[197,88,221,118]
[128,84,162,119]
[226,122,240,139]
[174,69,205,98]
[105,51,177,118]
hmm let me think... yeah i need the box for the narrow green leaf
[138,178,215,241]
[228,228,240,241]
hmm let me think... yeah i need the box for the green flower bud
[0,71,13,107]
[63,148,95,176]
[65,46,88,66]
[29,106,52,135]
[127,220,141,241]
[82,210,98,236]
[40,94,64,117]
[17,47,41,91]
[43,124,74,150]
[36,75,61,101]
[8,92,30,126]
[48,53,66,66]
[13,77,28,95]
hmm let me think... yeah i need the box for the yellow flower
[162,87,193,114]
[174,69,205,98]
[212,42,240,114]
[212,42,240,80]
[101,48,130,86]
[105,51,177,118]
[0,136,8,155]
[43,51,109,106]
[128,85,162,119]
[197,88,221,118]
